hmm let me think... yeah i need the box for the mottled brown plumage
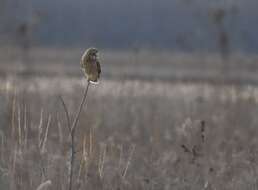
[81,48,101,84]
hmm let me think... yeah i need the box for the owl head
[85,47,98,62]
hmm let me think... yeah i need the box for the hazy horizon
[0,0,257,53]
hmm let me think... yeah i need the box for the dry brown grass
[1,75,258,189]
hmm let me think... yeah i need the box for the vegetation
[0,1,257,189]
[1,74,258,189]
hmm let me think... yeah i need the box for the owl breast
[84,61,100,82]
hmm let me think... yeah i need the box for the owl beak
[92,54,97,61]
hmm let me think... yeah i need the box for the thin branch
[71,82,90,133]
[69,82,90,190]
[58,95,71,133]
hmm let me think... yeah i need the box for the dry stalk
[11,144,18,180]
[58,96,71,133]
[40,114,52,154]
[98,144,106,179]
[0,131,4,162]
[118,144,123,172]
[36,180,52,190]
[122,144,136,180]
[23,104,28,148]
[89,127,93,156]
[11,89,17,138]
[78,136,88,180]
[57,114,63,144]
[77,136,89,189]
[17,104,22,153]
[38,109,44,148]
[71,82,90,133]
[59,82,90,190]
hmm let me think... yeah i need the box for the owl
[81,48,101,84]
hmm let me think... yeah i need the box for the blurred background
[1,1,258,190]
[0,0,258,81]
[1,0,258,50]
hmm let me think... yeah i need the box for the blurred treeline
[0,0,258,52]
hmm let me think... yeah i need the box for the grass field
[1,48,258,189]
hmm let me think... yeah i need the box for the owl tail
[87,73,100,85]
[88,80,99,85]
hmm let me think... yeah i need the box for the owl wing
[97,61,101,74]
[80,59,84,69]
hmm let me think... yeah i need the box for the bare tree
[15,0,41,70]
[0,0,41,72]
[209,7,230,60]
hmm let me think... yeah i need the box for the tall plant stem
[69,82,90,190]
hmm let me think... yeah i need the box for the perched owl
[81,48,101,84]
